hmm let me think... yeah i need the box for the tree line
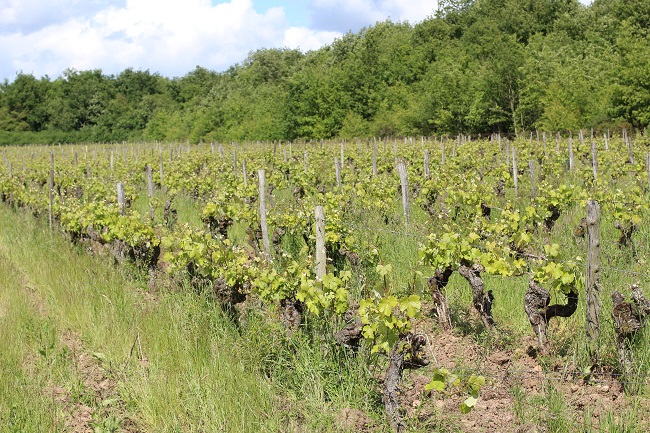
[1,0,649,145]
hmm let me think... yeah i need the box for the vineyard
[1,131,650,432]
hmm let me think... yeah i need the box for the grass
[0,205,281,432]
[0,202,394,432]
[3,140,650,432]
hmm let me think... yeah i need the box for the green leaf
[467,375,485,391]
[424,379,445,392]
[376,263,393,277]
[377,296,398,316]
[399,294,421,318]
[460,396,478,414]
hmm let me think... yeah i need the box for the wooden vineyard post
[628,134,634,164]
[511,146,518,195]
[335,157,342,189]
[315,205,326,280]
[242,160,248,187]
[233,151,238,172]
[579,129,584,148]
[441,139,445,165]
[146,165,153,198]
[568,131,574,171]
[49,151,54,230]
[542,131,547,156]
[591,139,598,182]
[424,149,430,180]
[528,160,536,199]
[304,151,308,173]
[8,162,12,179]
[397,161,410,226]
[159,150,164,188]
[604,133,609,151]
[258,170,271,258]
[646,153,650,191]
[146,165,154,220]
[110,150,114,172]
[372,141,378,177]
[117,182,126,216]
[48,168,54,230]
[586,200,601,359]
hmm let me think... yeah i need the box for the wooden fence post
[49,168,54,230]
[372,140,378,177]
[591,139,598,182]
[568,131,574,171]
[242,160,248,187]
[628,135,634,164]
[117,182,126,216]
[586,200,601,358]
[146,165,154,220]
[646,153,650,191]
[335,157,341,189]
[441,140,446,165]
[159,150,164,188]
[424,149,430,180]
[146,165,153,198]
[258,170,271,257]
[512,146,518,195]
[528,160,536,199]
[397,161,410,226]
[315,205,326,280]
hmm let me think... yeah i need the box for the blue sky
[0,0,591,82]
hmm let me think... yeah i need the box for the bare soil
[396,317,650,433]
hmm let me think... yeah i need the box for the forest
[0,0,649,145]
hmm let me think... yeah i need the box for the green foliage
[534,244,584,295]
[424,368,486,413]
[3,1,650,143]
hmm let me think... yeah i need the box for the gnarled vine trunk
[428,267,453,330]
[383,333,429,433]
[524,279,578,355]
[458,263,494,328]
[611,285,650,390]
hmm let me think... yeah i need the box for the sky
[0,0,592,82]
[0,0,440,82]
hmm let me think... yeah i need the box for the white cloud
[0,0,440,81]
[283,27,341,52]
[309,0,437,32]
[0,0,124,33]
[0,0,336,80]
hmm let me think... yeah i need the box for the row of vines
[1,131,649,431]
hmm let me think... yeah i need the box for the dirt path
[0,241,142,433]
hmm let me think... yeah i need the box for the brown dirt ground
[393,314,650,433]
[46,330,143,433]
